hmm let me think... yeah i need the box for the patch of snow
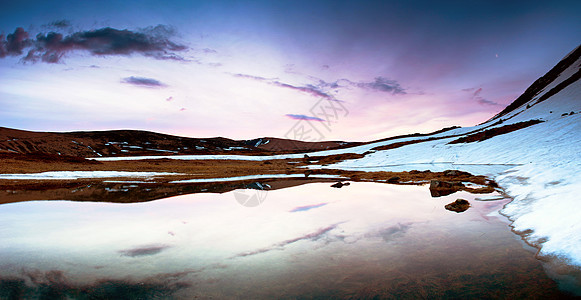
[86,145,102,156]
[145,148,178,153]
[0,171,182,180]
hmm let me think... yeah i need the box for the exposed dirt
[371,137,440,151]
[0,153,499,205]
[448,120,543,144]
[0,127,355,157]
[246,137,359,152]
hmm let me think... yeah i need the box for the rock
[387,176,400,183]
[429,180,464,197]
[445,199,470,213]
[487,180,499,188]
[331,181,350,188]
[304,170,313,177]
[443,170,472,177]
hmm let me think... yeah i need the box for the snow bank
[0,171,182,180]
[498,162,581,266]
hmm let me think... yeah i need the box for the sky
[0,0,580,142]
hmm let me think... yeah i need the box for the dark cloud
[285,114,325,122]
[122,76,167,88]
[0,25,187,63]
[0,27,31,58]
[356,77,406,94]
[118,244,171,257]
[48,19,71,29]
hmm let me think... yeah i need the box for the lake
[0,181,576,299]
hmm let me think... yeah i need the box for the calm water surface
[0,182,575,299]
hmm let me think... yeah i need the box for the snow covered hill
[322,45,581,270]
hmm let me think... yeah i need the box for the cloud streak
[273,81,334,99]
[463,87,500,106]
[0,25,187,63]
[118,244,171,257]
[285,114,325,121]
[232,223,340,258]
[290,202,328,212]
[355,77,406,95]
[232,73,336,100]
[122,76,167,88]
[47,19,71,29]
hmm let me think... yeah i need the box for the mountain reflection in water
[0,182,576,299]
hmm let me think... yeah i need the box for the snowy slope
[323,46,581,268]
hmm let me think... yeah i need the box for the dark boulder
[445,199,470,213]
[443,170,472,177]
[331,181,350,188]
[387,176,400,183]
[429,180,464,197]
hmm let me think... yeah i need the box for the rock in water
[331,181,350,188]
[429,180,465,197]
[445,199,470,213]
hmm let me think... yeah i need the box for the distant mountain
[490,45,581,121]
[0,127,357,157]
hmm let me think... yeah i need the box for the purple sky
[1,0,579,141]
